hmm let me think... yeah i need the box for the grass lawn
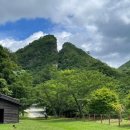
[0,118,130,130]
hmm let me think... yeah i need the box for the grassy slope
[0,119,129,130]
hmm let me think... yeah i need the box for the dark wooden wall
[0,99,19,123]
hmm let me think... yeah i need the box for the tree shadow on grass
[119,124,130,129]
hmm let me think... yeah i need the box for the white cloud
[1,0,130,67]
[0,31,71,52]
[121,15,130,25]
[0,31,45,51]
[55,31,72,51]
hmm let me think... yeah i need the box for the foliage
[1,35,130,118]
[10,70,33,114]
[35,69,120,117]
[0,78,11,95]
[16,35,58,70]
[58,42,120,78]
[0,45,18,84]
[16,35,58,84]
[16,37,121,85]
[89,87,120,114]
[0,45,33,113]
[119,60,130,70]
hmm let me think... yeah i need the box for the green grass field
[0,118,130,130]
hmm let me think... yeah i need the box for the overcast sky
[0,0,130,68]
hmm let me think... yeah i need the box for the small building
[0,94,21,123]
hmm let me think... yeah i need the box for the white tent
[25,104,46,118]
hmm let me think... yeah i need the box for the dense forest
[1,35,130,118]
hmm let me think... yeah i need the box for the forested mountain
[16,35,120,83]
[16,35,58,71]
[1,34,130,118]
[119,60,130,70]
[58,42,120,78]
[16,35,58,84]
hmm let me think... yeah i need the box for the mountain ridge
[15,35,122,84]
[119,60,130,70]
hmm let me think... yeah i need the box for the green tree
[10,70,33,116]
[89,87,120,114]
[36,69,119,118]
[0,45,20,95]
[36,79,73,116]
[0,78,11,95]
[57,69,120,117]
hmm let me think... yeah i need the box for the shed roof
[0,94,21,105]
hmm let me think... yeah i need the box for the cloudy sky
[0,0,130,68]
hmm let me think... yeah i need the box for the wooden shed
[0,94,21,123]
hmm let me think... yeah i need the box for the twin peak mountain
[16,35,120,82]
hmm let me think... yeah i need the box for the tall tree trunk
[72,93,83,118]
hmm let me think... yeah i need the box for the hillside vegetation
[16,35,121,84]
[1,35,130,118]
